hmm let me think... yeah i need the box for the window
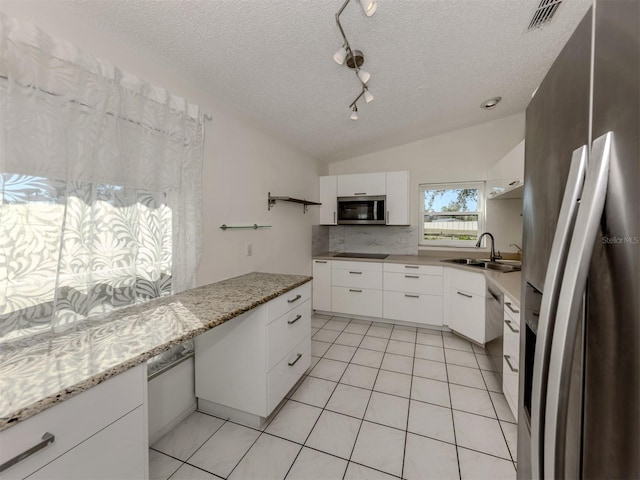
[0,173,172,342]
[419,182,485,247]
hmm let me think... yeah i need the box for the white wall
[328,113,525,253]
[0,2,321,441]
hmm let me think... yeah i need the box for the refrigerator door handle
[531,145,588,479]
[544,132,613,479]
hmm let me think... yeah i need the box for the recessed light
[481,97,502,110]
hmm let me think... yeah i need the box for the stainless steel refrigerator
[518,1,639,478]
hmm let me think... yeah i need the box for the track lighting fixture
[334,0,377,119]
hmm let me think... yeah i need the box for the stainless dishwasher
[485,283,504,381]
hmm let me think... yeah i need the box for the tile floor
[150,315,518,480]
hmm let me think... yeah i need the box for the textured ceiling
[7,0,592,161]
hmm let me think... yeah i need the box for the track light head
[357,69,371,84]
[359,0,377,17]
[350,106,358,121]
[333,45,347,65]
[364,89,374,103]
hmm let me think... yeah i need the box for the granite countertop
[0,272,311,432]
[314,252,521,305]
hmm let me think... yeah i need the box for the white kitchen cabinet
[319,176,337,225]
[502,295,520,420]
[382,262,444,326]
[0,365,148,480]
[445,268,487,344]
[331,260,383,318]
[337,172,386,197]
[385,171,410,225]
[312,259,331,311]
[488,140,525,200]
[195,283,311,426]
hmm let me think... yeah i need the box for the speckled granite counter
[0,272,311,432]
[314,252,521,305]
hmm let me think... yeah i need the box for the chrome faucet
[476,232,501,262]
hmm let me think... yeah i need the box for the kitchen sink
[441,258,521,273]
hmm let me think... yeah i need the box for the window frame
[419,181,486,248]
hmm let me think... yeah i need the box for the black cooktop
[333,252,389,259]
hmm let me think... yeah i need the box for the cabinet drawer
[384,263,443,276]
[503,298,521,326]
[331,260,383,272]
[267,301,311,371]
[268,283,311,323]
[447,287,486,344]
[267,336,310,414]
[27,406,147,480]
[503,357,519,419]
[331,287,382,318]
[383,272,443,295]
[383,291,443,326]
[332,269,382,290]
[0,365,145,479]
[448,268,486,297]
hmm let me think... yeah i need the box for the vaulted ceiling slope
[4,0,592,162]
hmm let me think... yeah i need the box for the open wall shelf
[267,193,321,214]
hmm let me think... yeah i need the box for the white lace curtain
[0,14,203,341]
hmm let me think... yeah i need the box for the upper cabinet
[319,176,338,225]
[488,140,525,200]
[337,172,386,197]
[385,171,410,225]
[319,171,410,226]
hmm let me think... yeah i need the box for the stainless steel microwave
[337,196,386,225]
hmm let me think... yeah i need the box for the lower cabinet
[502,295,521,419]
[383,291,443,325]
[195,283,311,425]
[0,365,148,480]
[330,261,383,318]
[445,269,488,344]
[312,259,331,311]
[332,286,383,318]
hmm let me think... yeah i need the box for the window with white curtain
[0,13,203,343]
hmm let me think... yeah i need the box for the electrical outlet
[246,243,253,256]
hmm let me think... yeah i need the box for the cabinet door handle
[505,302,520,314]
[386,211,389,224]
[504,319,519,333]
[349,271,363,275]
[404,275,419,279]
[288,314,303,325]
[404,265,419,269]
[504,355,519,373]
[287,294,302,303]
[349,289,362,293]
[0,432,55,473]
[456,291,473,298]
[315,260,327,264]
[354,192,367,196]
[333,211,336,223]
[405,294,419,298]
[288,353,303,366]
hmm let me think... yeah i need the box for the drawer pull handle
[404,275,419,279]
[349,289,363,293]
[405,294,419,298]
[0,432,55,473]
[404,265,419,269]
[349,271,363,275]
[288,314,303,325]
[504,319,519,333]
[508,180,520,186]
[354,192,367,195]
[505,302,520,314]
[315,260,327,264]
[288,353,303,366]
[456,291,473,298]
[504,355,519,373]
[287,294,302,304]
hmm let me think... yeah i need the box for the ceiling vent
[528,0,563,30]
